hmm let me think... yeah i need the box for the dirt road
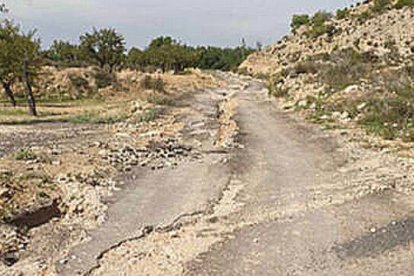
[61,75,414,275]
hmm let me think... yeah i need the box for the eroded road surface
[61,74,414,275]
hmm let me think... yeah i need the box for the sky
[2,0,359,49]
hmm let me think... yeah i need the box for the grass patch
[14,148,37,161]
[65,112,128,124]
[138,108,160,123]
[0,108,28,116]
[147,94,176,106]
[359,86,414,141]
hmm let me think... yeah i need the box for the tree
[0,20,41,115]
[45,40,80,65]
[311,11,332,25]
[0,20,20,106]
[127,47,144,69]
[125,36,254,73]
[291,14,310,30]
[80,28,126,72]
[16,30,42,116]
[144,36,198,73]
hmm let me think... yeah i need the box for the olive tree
[46,40,80,65]
[80,28,126,72]
[0,20,41,115]
[17,30,42,116]
[0,20,19,106]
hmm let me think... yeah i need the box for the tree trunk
[2,82,16,107]
[22,60,37,116]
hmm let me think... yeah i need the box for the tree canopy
[80,28,126,72]
[44,40,82,66]
[126,36,254,73]
[0,20,41,115]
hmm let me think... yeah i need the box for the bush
[69,75,89,89]
[360,90,414,140]
[371,0,392,12]
[141,75,165,92]
[311,11,332,25]
[356,11,372,23]
[318,48,370,90]
[267,77,288,98]
[138,108,159,123]
[304,11,333,38]
[69,74,92,98]
[291,14,310,30]
[14,148,37,161]
[336,9,350,19]
[395,0,414,8]
[308,24,328,38]
[292,61,319,75]
[147,94,175,106]
[94,70,115,89]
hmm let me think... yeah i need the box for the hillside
[241,1,414,76]
[240,0,414,144]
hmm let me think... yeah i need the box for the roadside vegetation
[0,4,254,118]
[289,0,414,39]
[257,1,414,143]
[268,45,414,142]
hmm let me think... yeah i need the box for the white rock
[357,103,367,111]
[298,100,307,108]
[344,85,359,93]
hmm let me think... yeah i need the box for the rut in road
[56,84,236,275]
[69,75,414,275]
[187,78,414,275]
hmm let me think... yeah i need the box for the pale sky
[2,0,359,49]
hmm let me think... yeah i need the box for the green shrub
[94,70,115,89]
[292,61,319,75]
[69,75,89,89]
[395,0,414,8]
[304,11,333,38]
[371,0,392,12]
[14,148,37,161]
[318,48,371,91]
[360,85,414,140]
[147,94,175,106]
[138,108,159,122]
[141,75,165,92]
[356,11,372,22]
[267,77,288,98]
[336,8,350,19]
[69,74,93,98]
[311,11,333,25]
[291,14,310,30]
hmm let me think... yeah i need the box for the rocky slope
[240,0,414,146]
[241,1,414,76]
